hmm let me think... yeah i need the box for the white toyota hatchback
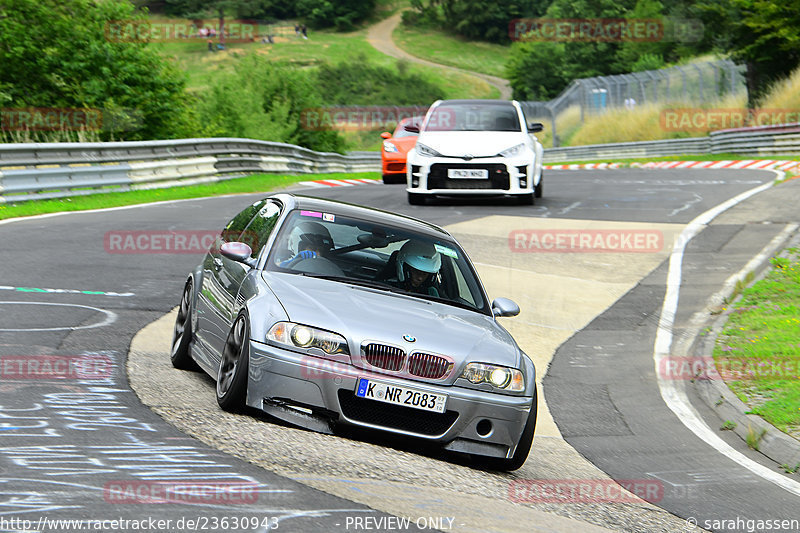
[405,99,544,205]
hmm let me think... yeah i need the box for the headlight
[461,362,524,392]
[267,322,349,355]
[498,143,526,158]
[415,143,442,158]
[383,140,399,153]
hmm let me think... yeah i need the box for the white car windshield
[426,102,520,132]
[267,210,489,314]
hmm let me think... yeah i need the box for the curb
[299,178,381,188]
[543,159,800,172]
[691,227,800,471]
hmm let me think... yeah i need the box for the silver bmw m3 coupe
[170,193,537,470]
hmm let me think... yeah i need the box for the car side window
[241,200,281,260]
[222,199,266,243]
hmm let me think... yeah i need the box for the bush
[196,55,345,153]
[0,0,195,141]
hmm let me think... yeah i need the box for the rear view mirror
[404,123,420,133]
[381,132,391,139]
[528,122,544,133]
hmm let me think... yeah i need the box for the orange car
[380,116,422,184]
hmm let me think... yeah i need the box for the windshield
[425,102,521,132]
[266,209,489,314]
[392,117,422,138]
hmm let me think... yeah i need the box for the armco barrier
[0,138,380,203]
[2,123,798,202]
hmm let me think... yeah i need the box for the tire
[170,279,197,370]
[534,172,544,198]
[383,173,405,185]
[407,192,425,205]
[517,193,534,206]
[474,388,537,471]
[216,312,250,411]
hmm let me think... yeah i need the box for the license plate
[448,168,487,179]
[355,378,447,413]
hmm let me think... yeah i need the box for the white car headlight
[461,362,524,392]
[498,143,526,158]
[415,143,442,158]
[383,140,399,153]
[267,321,349,355]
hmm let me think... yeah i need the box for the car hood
[263,272,521,378]
[416,131,527,158]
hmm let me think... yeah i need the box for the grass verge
[712,247,800,439]
[0,172,378,221]
[391,23,510,79]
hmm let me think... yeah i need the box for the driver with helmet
[279,221,333,268]
[394,240,441,297]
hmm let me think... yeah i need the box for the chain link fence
[521,60,747,146]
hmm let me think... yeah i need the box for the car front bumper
[247,340,534,459]
[406,154,537,196]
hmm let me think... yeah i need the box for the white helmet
[287,221,333,256]
[396,240,441,282]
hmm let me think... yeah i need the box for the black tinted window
[242,201,281,259]
[222,200,266,243]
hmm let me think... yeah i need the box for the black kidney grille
[363,343,405,372]
[407,352,451,379]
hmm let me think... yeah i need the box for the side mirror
[220,241,255,268]
[404,123,420,133]
[380,132,391,139]
[491,297,520,317]
[528,122,544,133]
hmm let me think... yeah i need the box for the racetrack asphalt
[2,168,798,532]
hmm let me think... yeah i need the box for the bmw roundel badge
[403,334,416,343]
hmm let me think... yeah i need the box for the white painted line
[653,170,800,497]
[0,301,117,332]
[297,181,326,188]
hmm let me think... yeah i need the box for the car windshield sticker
[300,210,323,218]
[323,213,335,222]
[435,244,458,259]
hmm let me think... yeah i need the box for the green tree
[0,0,194,140]
[699,0,800,103]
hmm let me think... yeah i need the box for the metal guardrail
[1,124,798,203]
[0,138,380,203]
[543,123,800,162]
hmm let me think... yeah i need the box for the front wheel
[408,192,426,205]
[534,172,544,198]
[473,388,537,471]
[170,279,197,370]
[216,313,250,411]
[516,193,534,206]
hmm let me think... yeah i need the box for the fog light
[476,419,492,437]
